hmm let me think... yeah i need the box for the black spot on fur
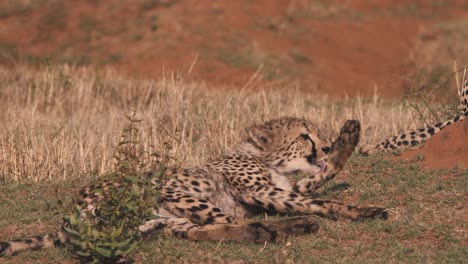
[311,200,325,206]
[53,238,62,247]
[191,214,201,222]
[289,193,298,198]
[191,181,200,186]
[199,204,209,210]
[400,134,406,139]
[276,159,285,167]
[0,241,11,255]
[411,140,418,146]
[188,206,202,212]
[253,197,264,207]
[428,127,435,135]
[267,203,276,212]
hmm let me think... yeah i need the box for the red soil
[397,119,468,170]
[1,0,467,97]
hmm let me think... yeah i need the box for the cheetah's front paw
[328,120,361,170]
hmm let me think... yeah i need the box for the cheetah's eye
[321,146,331,154]
[300,134,310,140]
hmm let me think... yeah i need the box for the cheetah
[0,118,388,257]
[360,77,468,155]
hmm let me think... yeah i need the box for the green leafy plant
[63,114,166,263]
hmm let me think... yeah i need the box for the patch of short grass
[1,154,466,263]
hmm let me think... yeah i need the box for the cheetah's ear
[247,126,272,150]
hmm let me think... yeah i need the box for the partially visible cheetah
[0,118,388,257]
[360,77,468,155]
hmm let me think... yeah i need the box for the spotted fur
[1,118,387,257]
[360,78,468,155]
[459,76,468,113]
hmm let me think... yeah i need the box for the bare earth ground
[0,0,468,97]
[398,118,468,169]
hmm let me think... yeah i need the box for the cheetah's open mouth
[317,160,327,172]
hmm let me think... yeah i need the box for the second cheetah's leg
[140,209,319,243]
[294,120,360,195]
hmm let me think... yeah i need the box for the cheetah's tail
[0,230,68,257]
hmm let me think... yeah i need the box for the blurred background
[0,0,467,97]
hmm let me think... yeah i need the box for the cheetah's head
[241,117,330,176]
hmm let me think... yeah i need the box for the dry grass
[0,65,454,182]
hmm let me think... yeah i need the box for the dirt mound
[397,119,468,170]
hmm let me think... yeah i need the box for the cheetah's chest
[269,169,293,191]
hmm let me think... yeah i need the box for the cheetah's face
[244,117,330,176]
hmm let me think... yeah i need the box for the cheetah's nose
[306,154,316,164]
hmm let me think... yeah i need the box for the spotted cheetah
[0,118,388,257]
[360,77,468,155]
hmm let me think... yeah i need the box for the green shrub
[63,114,166,263]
